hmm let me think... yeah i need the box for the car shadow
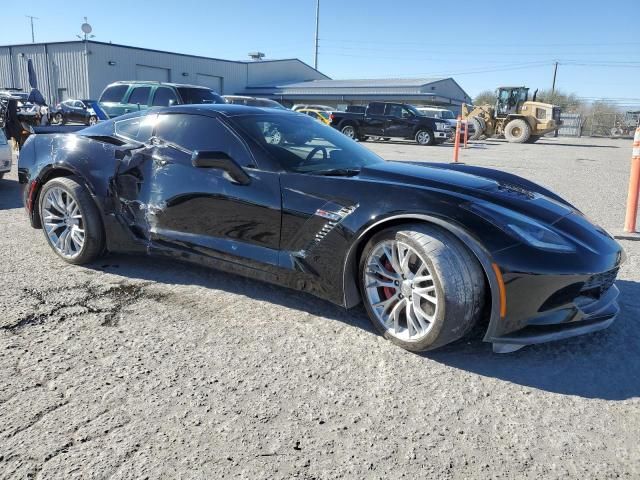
[0,177,24,210]
[426,279,640,400]
[88,254,640,400]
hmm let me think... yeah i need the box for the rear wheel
[359,224,485,351]
[38,177,105,265]
[504,119,531,143]
[415,129,435,146]
[53,112,63,125]
[341,124,357,140]
[88,115,98,126]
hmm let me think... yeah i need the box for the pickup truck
[329,102,451,145]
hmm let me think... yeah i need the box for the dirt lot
[1,136,639,479]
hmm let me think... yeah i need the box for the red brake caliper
[382,257,396,299]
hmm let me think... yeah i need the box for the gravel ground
[1,136,639,479]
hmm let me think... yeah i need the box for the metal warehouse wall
[86,43,248,98]
[420,79,471,104]
[246,60,327,87]
[0,43,89,104]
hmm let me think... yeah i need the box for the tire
[38,177,105,265]
[53,112,63,125]
[88,115,98,126]
[504,119,531,143]
[525,135,541,144]
[341,124,357,140]
[359,224,485,352]
[469,117,485,140]
[415,129,435,146]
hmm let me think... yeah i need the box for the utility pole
[314,0,320,69]
[26,15,38,43]
[551,61,558,93]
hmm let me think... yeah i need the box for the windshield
[230,113,384,173]
[177,88,224,105]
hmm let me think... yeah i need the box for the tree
[535,89,582,111]
[473,90,496,106]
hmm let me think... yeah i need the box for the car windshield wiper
[310,168,361,177]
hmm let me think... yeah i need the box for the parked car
[416,106,475,139]
[51,99,100,125]
[18,104,624,353]
[330,102,451,145]
[0,128,11,178]
[297,108,331,125]
[223,95,286,109]
[98,81,224,118]
[292,104,333,112]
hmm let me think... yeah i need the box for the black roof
[153,103,299,117]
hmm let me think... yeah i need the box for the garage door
[196,74,223,93]
[136,65,170,82]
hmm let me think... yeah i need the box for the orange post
[624,127,640,232]
[453,116,461,163]
[463,119,469,149]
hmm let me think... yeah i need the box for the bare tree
[473,90,496,106]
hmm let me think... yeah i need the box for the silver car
[0,129,12,179]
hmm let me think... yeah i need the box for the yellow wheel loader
[462,87,562,143]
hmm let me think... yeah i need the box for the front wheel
[53,112,63,125]
[88,115,98,126]
[415,129,435,145]
[504,119,531,143]
[359,224,485,351]
[39,177,105,265]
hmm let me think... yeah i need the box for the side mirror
[191,150,251,185]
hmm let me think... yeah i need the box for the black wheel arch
[31,166,100,229]
[341,214,501,342]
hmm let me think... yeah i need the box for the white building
[0,40,328,104]
[0,40,471,112]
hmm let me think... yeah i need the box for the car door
[383,104,414,138]
[123,86,152,115]
[361,102,386,135]
[115,112,282,269]
[99,84,130,118]
[71,100,87,122]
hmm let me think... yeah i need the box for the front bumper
[435,130,450,140]
[491,283,619,352]
[485,231,624,351]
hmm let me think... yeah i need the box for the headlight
[467,202,575,253]
[435,122,447,131]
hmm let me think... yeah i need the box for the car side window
[368,103,384,115]
[155,114,255,168]
[73,101,83,108]
[152,87,178,107]
[99,85,128,103]
[114,114,158,143]
[128,87,151,106]
[386,105,402,117]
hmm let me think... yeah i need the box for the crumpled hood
[360,161,574,225]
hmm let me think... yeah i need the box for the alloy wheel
[342,126,356,139]
[364,239,439,341]
[417,130,431,145]
[42,187,85,258]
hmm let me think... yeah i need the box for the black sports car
[17,105,624,353]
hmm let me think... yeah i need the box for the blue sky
[2,0,639,106]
